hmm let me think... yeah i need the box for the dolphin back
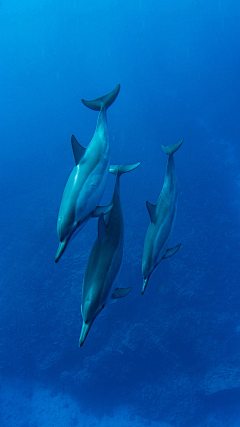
[81,84,120,111]
[161,138,184,155]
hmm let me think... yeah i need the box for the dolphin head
[79,294,104,347]
[55,213,79,263]
[142,237,158,294]
[54,240,68,263]
[79,319,94,347]
[141,275,150,295]
[142,257,154,295]
[54,214,73,264]
[142,256,152,280]
[142,235,155,276]
[54,216,73,263]
[81,295,104,324]
[57,213,74,242]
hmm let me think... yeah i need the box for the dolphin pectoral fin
[92,203,114,217]
[161,138,184,156]
[54,241,68,263]
[81,84,120,111]
[146,201,157,223]
[141,277,150,295]
[111,287,132,299]
[98,214,106,245]
[71,135,86,165]
[163,243,181,259]
[79,319,94,347]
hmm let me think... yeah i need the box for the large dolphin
[55,84,120,263]
[79,162,140,347]
[141,139,183,295]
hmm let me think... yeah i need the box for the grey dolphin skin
[79,162,140,347]
[55,84,120,263]
[141,139,183,295]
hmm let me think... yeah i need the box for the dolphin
[55,84,120,263]
[141,138,183,295]
[79,162,140,347]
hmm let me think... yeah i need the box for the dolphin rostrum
[141,139,183,295]
[55,84,120,263]
[79,162,140,347]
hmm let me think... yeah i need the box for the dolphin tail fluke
[54,241,68,263]
[109,162,140,176]
[81,84,120,111]
[161,138,184,156]
[79,320,94,347]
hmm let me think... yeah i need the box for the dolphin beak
[141,277,150,295]
[54,241,68,263]
[79,319,94,347]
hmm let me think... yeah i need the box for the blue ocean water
[0,0,240,426]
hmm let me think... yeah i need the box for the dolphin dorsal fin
[111,287,132,299]
[146,201,157,222]
[98,214,107,245]
[71,135,86,165]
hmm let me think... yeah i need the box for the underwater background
[0,0,240,426]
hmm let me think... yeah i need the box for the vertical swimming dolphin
[55,84,120,263]
[79,162,140,347]
[141,139,183,295]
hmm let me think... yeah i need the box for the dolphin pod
[55,84,120,263]
[79,163,140,347]
[141,138,183,295]
[55,84,183,346]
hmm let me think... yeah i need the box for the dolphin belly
[75,156,110,223]
[153,206,177,265]
[99,237,124,306]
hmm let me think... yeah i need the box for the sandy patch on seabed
[0,376,172,427]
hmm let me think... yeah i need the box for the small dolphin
[79,162,140,347]
[55,84,120,263]
[141,139,183,295]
